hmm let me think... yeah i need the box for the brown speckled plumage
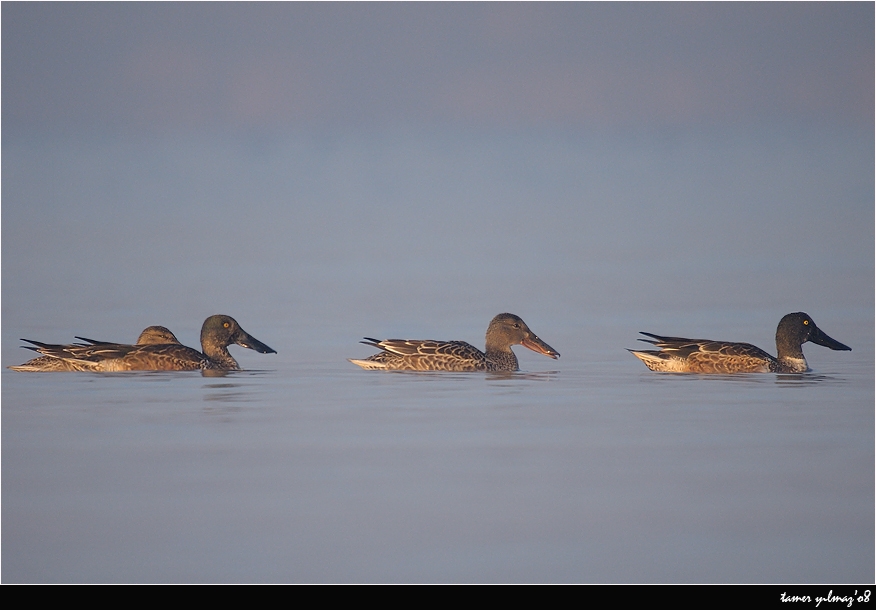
[15,316,275,372]
[10,326,181,372]
[629,312,851,374]
[349,313,559,372]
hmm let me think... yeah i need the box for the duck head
[201,315,277,354]
[776,312,851,356]
[486,313,560,359]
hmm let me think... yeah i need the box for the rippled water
[3,130,873,582]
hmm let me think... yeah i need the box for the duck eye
[803,320,809,326]
[224,322,230,328]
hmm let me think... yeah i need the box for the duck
[628,312,851,373]
[349,313,559,371]
[75,325,181,347]
[18,315,275,371]
[10,326,181,372]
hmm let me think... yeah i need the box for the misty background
[3,4,872,346]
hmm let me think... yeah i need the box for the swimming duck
[75,325,181,347]
[349,313,560,371]
[10,326,181,372]
[629,312,851,373]
[19,315,275,371]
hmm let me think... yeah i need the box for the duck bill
[522,335,560,359]
[808,326,851,351]
[234,330,277,354]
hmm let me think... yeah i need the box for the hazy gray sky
[3,2,872,135]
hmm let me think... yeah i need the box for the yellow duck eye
[803,320,809,325]
[224,322,230,328]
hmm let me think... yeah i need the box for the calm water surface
[3,131,873,582]
[4,305,871,583]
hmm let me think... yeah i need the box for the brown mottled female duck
[77,325,181,347]
[10,326,181,372]
[17,315,275,372]
[629,312,851,373]
[349,313,560,371]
